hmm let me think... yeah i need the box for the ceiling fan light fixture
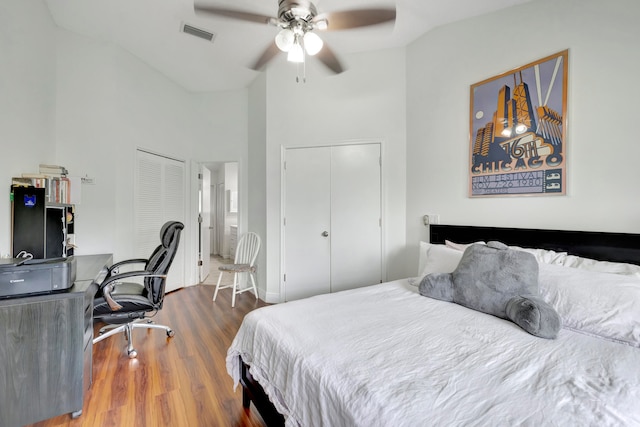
[314,19,328,30]
[303,32,323,55]
[287,40,305,63]
[194,1,396,76]
[275,28,295,52]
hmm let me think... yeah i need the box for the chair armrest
[107,258,149,276]
[102,282,124,311]
[99,270,167,311]
[100,270,166,289]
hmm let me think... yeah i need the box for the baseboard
[261,289,281,304]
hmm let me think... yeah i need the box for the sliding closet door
[135,149,186,292]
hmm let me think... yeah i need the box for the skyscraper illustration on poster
[469,50,568,197]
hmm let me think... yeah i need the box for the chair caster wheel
[128,349,138,359]
[167,329,175,338]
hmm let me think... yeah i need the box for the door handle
[322,231,329,237]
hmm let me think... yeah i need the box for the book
[39,164,68,176]
[11,177,34,187]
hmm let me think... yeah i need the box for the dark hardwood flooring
[26,280,270,427]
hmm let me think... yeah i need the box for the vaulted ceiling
[44,0,533,92]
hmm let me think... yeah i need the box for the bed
[227,225,640,426]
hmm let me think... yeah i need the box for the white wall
[247,73,268,298]
[194,90,249,164]
[45,23,246,289]
[54,31,119,257]
[0,0,57,256]
[55,30,200,262]
[258,48,407,302]
[3,2,248,286]
[406,0,640,275]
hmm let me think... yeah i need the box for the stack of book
[49,177,71,204]
[39,164,68,177]
[13,164,72,204]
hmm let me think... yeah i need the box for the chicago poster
[469,50,568,197]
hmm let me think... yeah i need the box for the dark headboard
[430,225,640,266]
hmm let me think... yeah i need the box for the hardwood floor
[27,266,270,427]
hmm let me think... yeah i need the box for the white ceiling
[44,0,533,93]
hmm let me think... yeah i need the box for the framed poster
[469,50,568,197]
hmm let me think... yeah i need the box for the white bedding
[227,279,640,427]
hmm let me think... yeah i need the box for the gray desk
[0,254,112,427]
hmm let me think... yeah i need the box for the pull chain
[295,53,307,83]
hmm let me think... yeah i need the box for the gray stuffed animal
[419,241,561,339]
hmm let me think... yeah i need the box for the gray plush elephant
[419,241,561,339]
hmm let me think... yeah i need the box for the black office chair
[93,221,184,358]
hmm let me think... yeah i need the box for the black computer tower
[11,186,46,258]
[11,186,74,259]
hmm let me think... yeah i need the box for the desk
[0,254,112,427]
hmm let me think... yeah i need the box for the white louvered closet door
[135,149,186,292]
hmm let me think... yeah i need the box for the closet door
[135,150,185,292]
[283,146,332,301]
[330,144,381,292]
[283,143,381,301]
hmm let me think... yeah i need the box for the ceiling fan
[194,0,396,75]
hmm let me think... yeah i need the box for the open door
[199,165,211,282]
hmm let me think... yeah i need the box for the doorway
[199,161,239,283]
[198,165,211,283]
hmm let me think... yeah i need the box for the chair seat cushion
[94,294,155,323]
[219,264,255,273]
[111,281,145,295]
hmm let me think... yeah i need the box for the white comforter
[227,280,640,427]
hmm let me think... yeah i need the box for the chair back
[144,221,184,307]
[234,232,261,267]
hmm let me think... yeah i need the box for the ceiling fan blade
[251,42,281,71]
[315,44,344,74]
[313,8,396,31]
[194,4,277,26]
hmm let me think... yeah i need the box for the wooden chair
[213,232,261,307]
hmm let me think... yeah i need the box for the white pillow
[445,240,568,265]
[418,242,464,276]
[539,262,640,347]
[513,246,568,264]
[410,242,464,287]
[509,245,640,277]
[444,240,483,251]
[560,255,640,277]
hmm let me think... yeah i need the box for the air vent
[181,22,216,43]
